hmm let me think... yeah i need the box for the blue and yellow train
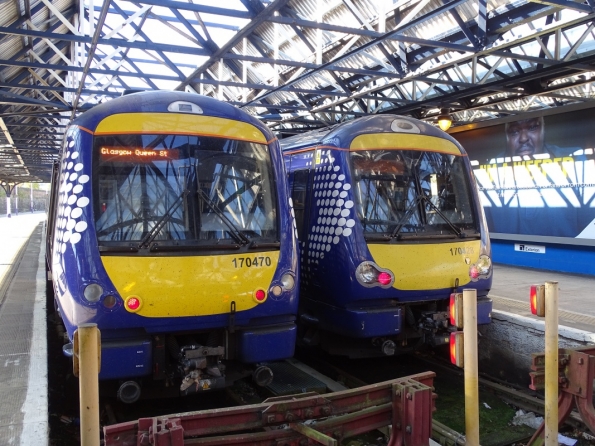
[281,115,492,357]
[46,91,298,401]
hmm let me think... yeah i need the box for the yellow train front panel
[367,240,481,290]
[101,252,280,317]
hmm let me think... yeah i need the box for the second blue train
[281,115,493,357]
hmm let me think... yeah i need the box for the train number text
[232,257,272,268]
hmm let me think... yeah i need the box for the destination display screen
[99,146,180,163]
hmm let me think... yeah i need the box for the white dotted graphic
[306,152,314,167]
[306,150,354,265]
[55,133,91,265]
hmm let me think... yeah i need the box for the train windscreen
[350,149,478,239]
[92,134,277,248]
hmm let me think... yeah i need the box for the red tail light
[254,289,267,303]
[125,296,141,312]
[530,284,545,317]
[377,272,392,286]
[449,292,464,328]
[450,332,464,367]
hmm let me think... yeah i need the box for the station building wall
[451,107,595,276]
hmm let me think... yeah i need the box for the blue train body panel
[100,338,152,380]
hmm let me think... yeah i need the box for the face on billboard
[452,110,595,239]
[505,118,545,157]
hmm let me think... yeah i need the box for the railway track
[50,339,594,445]
[97,354,470,445]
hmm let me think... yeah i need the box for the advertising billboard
[452,109,595,240]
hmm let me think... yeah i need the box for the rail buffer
[103,371,436,446]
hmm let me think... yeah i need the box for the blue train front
[46,91,298,401]
[281,115,492,357]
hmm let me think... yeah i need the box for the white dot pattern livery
[307,151,355,263]
[55,133,90,266]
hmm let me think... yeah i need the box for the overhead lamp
[437,109,453,131]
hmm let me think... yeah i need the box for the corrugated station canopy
[1,0,595,184]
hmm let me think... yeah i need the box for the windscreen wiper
[99,244,139,253]
[138,189,189,249]
[390,194,424,238]
[196,188,250,246]
[421,196,463,237]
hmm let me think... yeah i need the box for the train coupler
[428,333,451,347]
[180,371,226,395]
[418,310,450,346]
[178,344,226,395]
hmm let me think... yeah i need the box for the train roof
[71,90,274,141]
[279,114,465,154]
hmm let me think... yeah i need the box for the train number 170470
[232,256,272,268]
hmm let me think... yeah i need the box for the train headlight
[103,295,117,309]
[280,273,295,291]
[83,283,103,303]
[476,255,492,275]
[469,254,492,281]
[355,261,394,288]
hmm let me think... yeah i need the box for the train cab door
[45,160,60,283]
[288,167,315,288]
[289,169,311,241]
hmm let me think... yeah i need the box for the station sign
[514,244,546,254]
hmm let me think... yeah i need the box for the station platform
[491,264,595,333]
[0,215,593,446]
[0,213,48,445]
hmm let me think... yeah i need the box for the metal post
[545,281,559,446]
[6,194,10,218]
[76,324,101,446]
[30,183,33,212]
[463,288,479,446]
[15,184,18,215]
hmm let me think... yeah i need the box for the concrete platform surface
[491,263,595,333]
[0,213,48,446]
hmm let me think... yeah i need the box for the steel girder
[0,0,595,183]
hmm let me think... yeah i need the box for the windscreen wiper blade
[196,188,250,246]
[247,239,281,249]
[150,242,242,252]
[364,233,391,242]
[390,194,424,238]
[99,244,139,253]
[138,189,189,249]
[422,196,462,237]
